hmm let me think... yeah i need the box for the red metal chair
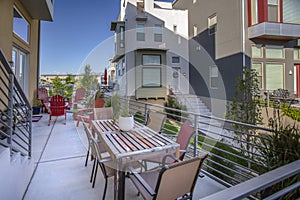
[37,88,50,113]
[48,95,67,126]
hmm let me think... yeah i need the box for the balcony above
[21,0,54,21]
[248,22,300,40]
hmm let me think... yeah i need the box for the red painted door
[295,65,300,98]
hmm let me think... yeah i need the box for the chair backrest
[37,88,49,103]
[49,95,65,116]
[82,119,93,145]
[176,121,195,160]
[146,111,166,133]
[93,107,113,120]
[155,154,208,200]
[74,88,86,103]
[82,119,107,153]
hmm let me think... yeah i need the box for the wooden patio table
[91,119,180,200]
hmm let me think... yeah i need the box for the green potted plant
[111,93,134,131]
[94,90,105,108]
[32,98,42,115]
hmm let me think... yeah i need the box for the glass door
[12,47,29,96]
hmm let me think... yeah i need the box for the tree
[51,76,64,97]
[226,66,263,157]
[77,64,98,96]
[64,75,75,99]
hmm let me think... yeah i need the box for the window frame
[208,14,217,35]
[142,67,162,88]
[209,65,218,89]
[142,54,161,66]
[265,45,284,59]
[265,62,285,90]
[252,45,263,58]
[13,6,30,44]
[136,23,145,41]
[154,24,163,42]
[172,56,180,64]
[252,62,264,89]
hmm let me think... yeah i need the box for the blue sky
[40,0,174,75]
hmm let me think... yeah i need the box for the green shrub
[164,95,187,122]
[281,104,300,122]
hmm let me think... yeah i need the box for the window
[210,65,218,88]
[142,68,161,87]
[294,49,300,60]
[252,45,263,58]
[172,56,180,63]
[283,0,300,24]
[251,0,258,24]
[208,14,217,35]
[252,63,263,88]
[268,0,279,22]
[142,55,161,65]
[266,63,284,90]
[266,46,284,58]
[13,7,30,43]
[12,47,28,93]
[136,23,145,41]
[193,25,198,37]
[154,24,163,42]
[120,26,125,41]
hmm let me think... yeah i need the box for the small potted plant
[111,93,134,131]
[94,90,105,108]
[32,98,42,115]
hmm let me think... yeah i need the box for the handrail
[103,93,284,186]
[200,160,300,200]
[0,49,32,157]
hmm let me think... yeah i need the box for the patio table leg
[114,167,125,200]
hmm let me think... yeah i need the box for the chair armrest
[128,165,156,197]
[99,157,112,163]
[77,108,93,115]
[162,154,180,165]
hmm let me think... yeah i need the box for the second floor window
[154,24,163,42]
[208,14,217,35]
[251,0,258,25]
[137,23,145,41]
[13,7,30,43]
[268,0,279,22]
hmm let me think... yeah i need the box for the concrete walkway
[23,113,226,200]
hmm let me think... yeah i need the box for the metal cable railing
[0,49,32,157]
[103,94,299,194]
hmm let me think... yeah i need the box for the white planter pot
[118,116,134,131]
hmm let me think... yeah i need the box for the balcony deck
[23,113,226,200]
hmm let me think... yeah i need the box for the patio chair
[89,131,115,200]
[82,119,106,167]
[76,107,113,128]
[128,154,208,200]
[143,121,195,167]
[93,107,113,120]
[48,95,67,126]
[37,88,50,113]
[74,88,86,103]
[146,111,166,133]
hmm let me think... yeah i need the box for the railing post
[7,74,14,155]
[193,115,199,157]
[28,108,32,157]
[144,104,148,125]
[267,90,270,107]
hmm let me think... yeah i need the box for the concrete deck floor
[23,113,226,200]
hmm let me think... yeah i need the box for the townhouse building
[173,0,300,108]
[0,0,54,105]
[110,0,189,99]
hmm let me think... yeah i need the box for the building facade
[0,0,54,105]
[111,0,189,99]
[173,0,300,107]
